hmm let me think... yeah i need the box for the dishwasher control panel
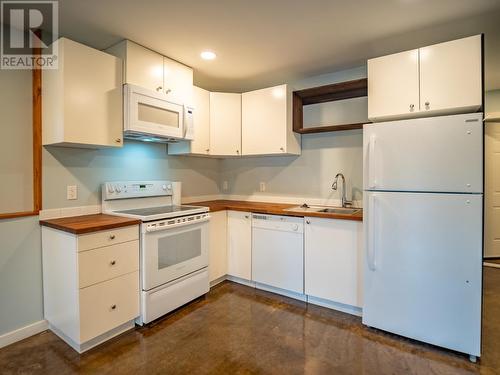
[251,214,304,233]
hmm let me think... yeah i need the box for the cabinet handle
[306,220,310,224]
[109,235,116,240]
[115,138,122,143]
[110,304,117,310]
[409,104,414,112]
[425,101,430,110]
[110,260,116,266]
[165,88,172,94]
[156,86,162,92]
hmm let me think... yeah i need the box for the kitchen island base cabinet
[227,211,252,281]
[41,225,140,353]
[305,217,363,309]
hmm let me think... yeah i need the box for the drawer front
[78,225,139,251]
[79,271,139,343]
[79,240,139,288]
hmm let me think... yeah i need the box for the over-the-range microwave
[124,84,194,143]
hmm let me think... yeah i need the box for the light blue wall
[0,216,43,335]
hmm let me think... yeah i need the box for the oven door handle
[145,214,210,232]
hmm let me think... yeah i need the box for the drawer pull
[110,304,117,311]
[109,235,116,240]
[110,260,116,266]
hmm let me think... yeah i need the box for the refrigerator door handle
[368,135,377,189]
[367,194,377,271]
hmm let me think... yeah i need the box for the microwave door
[125,85,185,139]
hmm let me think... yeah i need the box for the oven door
[141,218,209,291]
[125,84,184,139]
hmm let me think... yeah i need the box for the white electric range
[102,180,210,325]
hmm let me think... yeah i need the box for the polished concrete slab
[1,267,499,374]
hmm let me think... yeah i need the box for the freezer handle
[367,194,377,271]
[367,135,377,189]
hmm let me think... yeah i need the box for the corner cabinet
[227,211,252,280]
[304,217,363,310]
[168,86,211,155]
[242,84,301,155]
[209,92,242,157]
[368,35,482,122]
[42,38,123,148]
[106,40,193,106]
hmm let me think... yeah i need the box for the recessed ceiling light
[201,51,216,60]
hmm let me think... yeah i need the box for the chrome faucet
[332,173,352,208]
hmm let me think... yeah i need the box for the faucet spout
[332,173,352,208]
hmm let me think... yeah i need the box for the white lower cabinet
[42,225,140,353]
[304,217,363,309]
[227,210,252,280]
[208,210,228,282]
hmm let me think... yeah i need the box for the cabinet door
[163,56,193,105]
[419,35,482,114]
[368,49,420,121]
[242,84,287,155]
[209,210,227,282]
[191,86,210,154]
[210,93,242,156]
[227,211,251,280]
[124,41,164,92]
[305,217,363,307]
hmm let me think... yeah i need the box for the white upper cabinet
[168,86,210,155]
[210,92,242,156]
[368,50,420,121]
[419,35,482,114]
[242,84,300,155]
[43,38,123,148]
[368,35,482,122]
[106,40,193,105]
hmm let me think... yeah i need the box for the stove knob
[162,184,167,190]
[107,185,115,193]
[115,185,121,193]
[167,184,172,190]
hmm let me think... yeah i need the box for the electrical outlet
[223,181,228,191]
[67,185,77,200]
[259,182,266,192]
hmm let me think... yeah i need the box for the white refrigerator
[362,112,483,358]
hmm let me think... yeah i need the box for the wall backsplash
[42,140,221,209]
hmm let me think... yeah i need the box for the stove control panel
[102,180,174,200]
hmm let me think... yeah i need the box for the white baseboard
[0,320,48,349]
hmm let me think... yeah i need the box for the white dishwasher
[252,214,304,293]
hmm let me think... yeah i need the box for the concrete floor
[0,268,499,375]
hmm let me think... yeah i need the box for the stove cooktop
[111,205,208,221]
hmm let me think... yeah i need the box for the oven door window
[157,228,202,270]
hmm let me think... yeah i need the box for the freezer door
[363,112,483,193]
[363,191,482,356]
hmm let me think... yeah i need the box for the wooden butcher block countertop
[39,214,141,235]
[189,200,363,221]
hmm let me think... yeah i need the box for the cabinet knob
[110,260,116,266]
[236,150,240,154]
[110,304,117,310]
[425,101,430,110]
[206,149,210,153]
[245,215,249,219]
[165,88,172,94]
[409,104,414,112]
[115,138,121,143]
[306,220,311,224]
[156,86,162,92]
[109,235,116,240]
[280,147,284,151]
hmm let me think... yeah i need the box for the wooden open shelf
[293,78,368,134]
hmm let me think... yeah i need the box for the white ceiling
[56,0,500,91]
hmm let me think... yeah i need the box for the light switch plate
[223,181,228,191]
[67,185,77,200]
[259,182,266,192]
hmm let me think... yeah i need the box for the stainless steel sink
[317,208,360,215]
[284,205,360,215]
